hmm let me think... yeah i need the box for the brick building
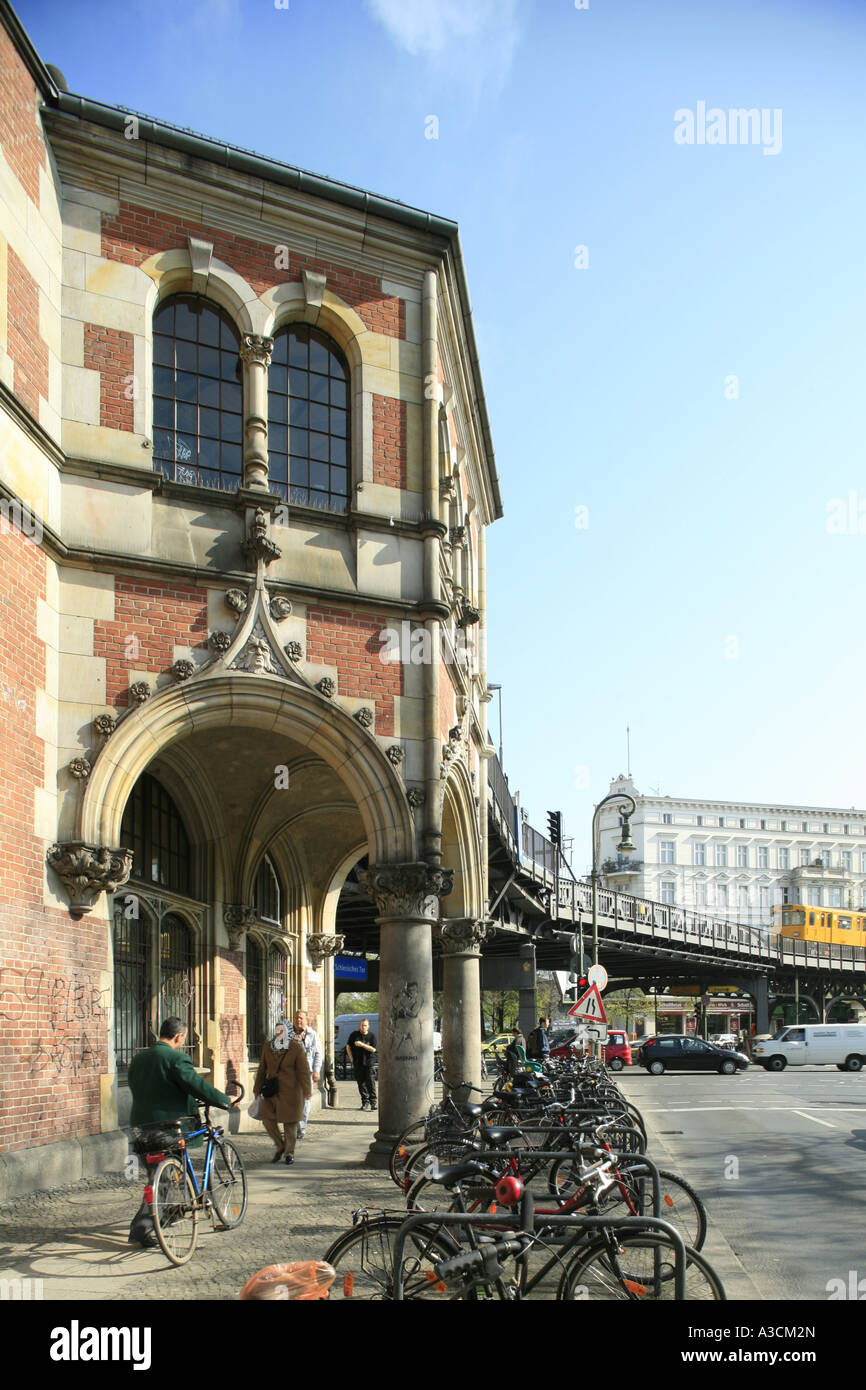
[0,2,503,1194]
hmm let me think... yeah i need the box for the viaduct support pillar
[362,863,453,1167]
[744,976,770,1034]
[439,919,490,1094]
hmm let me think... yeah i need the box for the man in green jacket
[127,1016,237,1248]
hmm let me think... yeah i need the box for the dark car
[640,1034,749,1075]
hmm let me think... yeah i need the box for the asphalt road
[620,1064,866,1300]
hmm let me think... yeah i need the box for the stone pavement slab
[0,1106,395,1301]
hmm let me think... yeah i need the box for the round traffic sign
[587,964,608,990]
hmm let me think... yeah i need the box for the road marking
[791,1110,837,1128]
[643,1106,865,1114]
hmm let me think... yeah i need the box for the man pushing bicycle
[127,1016,239,1248]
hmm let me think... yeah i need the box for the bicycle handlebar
[434,1237,527,1283]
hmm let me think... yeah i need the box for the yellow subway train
[772,904,866,947]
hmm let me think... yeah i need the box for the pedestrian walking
[127,1016,238,1247]
[526,1016,551,1062]
[346,1017,377,1110]
[292,1010,323,1140]
[253,1018,312,1166]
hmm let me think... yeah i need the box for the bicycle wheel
[324,1215,467,1300]
[389,1120,432,1188]
[208,1138,248,1229]
[151,1157,198,1266]
[401,1138,477,1191]
[557,1232,725,1301]
[617,1166,708,1252]
[405,1172,499,1214]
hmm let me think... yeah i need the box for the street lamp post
[793,932,799,1024]
[591,792,637,968]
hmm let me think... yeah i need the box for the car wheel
[608,1058,624,1072]
[845,1056,863,1072]
[719,1060,736,1075]
[836,1064,847,1071]
[648,1060,665,1076]
[766,1055,786,1072]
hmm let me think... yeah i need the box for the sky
[15,0,866,871]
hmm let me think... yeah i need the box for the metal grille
[159,914,195,1055]
[246,938,264,1062]
[267,944,287,1039]
[113,910,152,1071]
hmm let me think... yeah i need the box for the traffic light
[563,932,589,1002]
[547,810,562,846]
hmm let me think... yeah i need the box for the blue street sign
[335,956,368,980]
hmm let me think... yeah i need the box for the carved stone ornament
[354,707,374,728]
[439,918,491,956]
[386,744,404,766]
[457,596,481,628]
[129,681,151,704]
[69,758,91,780]
[224,904,256,950]
[450,525,466,547]
[239,334,274,367]
[243,506,281,567]
[93,714,116,737]
[440,474,457,502]
[225,589,249,617]
[47,842,133,919]
[307,932,345,970]
[284,640,303,663]
[317,677,336,698]
[230,622,279,675]
[269,596,293,621]
[407,787,426,808]
[172,659,196,682]
[362,862,454,922]
[209,631,233,653]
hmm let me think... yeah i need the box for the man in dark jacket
[127,1017,237,1247]
[526,1016,551,1063]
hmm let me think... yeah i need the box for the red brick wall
[305,606,404,735]
[83,324,135,432]
[218,947,244,1085]
[0,25,46,208]
[101,202,405,338]
[0,523,110,1152]
[93,578,208,707]
[372,395,407,488]
[0,522,47,906]
[6,246,49,419]
[0,905,112,1151]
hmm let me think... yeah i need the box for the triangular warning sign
[568,983,607,1024]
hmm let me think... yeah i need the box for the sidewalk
[0,1105,394,1302]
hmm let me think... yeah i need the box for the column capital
[438,917,491,957]
[307,933,345,969]
[46,842,133,919]
[362,862,454,922]
[240,333,274,367]
[223,904,256,950]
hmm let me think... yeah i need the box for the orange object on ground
[239,1261,336,1300]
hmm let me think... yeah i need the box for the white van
[753,1024,866,1072]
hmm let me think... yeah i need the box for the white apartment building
[597,776,866,928]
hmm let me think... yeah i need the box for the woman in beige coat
[254,1018,312,1166]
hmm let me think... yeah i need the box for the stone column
[240,334,274,491]
[307,934,344,1110]
[362,862,453,1166]
[439,918,490,1094]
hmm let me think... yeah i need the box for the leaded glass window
[268,325,349,512]
[153,295,243,490]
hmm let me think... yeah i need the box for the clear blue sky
[17,0,866,869]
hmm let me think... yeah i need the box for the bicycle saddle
[480,1125,524,1146]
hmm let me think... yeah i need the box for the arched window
[153,295,243,491]
[267,944,288,1038]
[112,907,197,1069]
[159,914,195,1050]
[113,912,151,1071]
[121,773,191,895]
[253,852,281,924]
[267,325,349,511]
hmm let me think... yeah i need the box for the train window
[790,910,806,925]
[781,910,790,926]
[809,912,815,927]
[838,916,852,930]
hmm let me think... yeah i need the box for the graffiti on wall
[0,965,110,1078]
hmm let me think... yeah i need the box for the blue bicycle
[141,1083,248,1266]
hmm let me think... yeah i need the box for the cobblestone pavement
[0,1106,396,1301]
